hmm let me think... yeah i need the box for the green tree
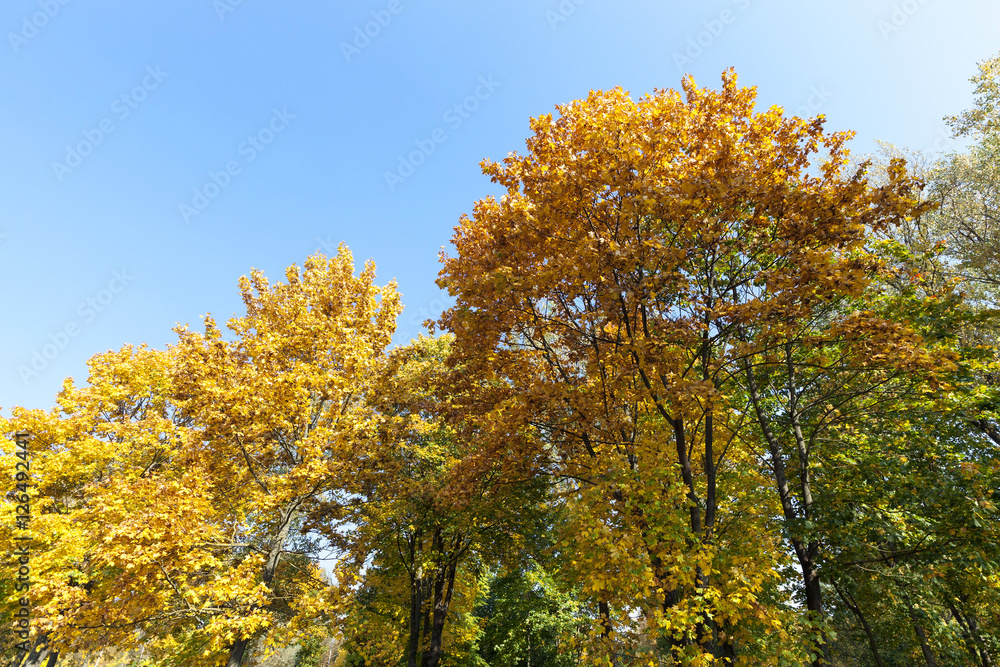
[474,565,582,667]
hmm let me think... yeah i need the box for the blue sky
[2,0,998,413]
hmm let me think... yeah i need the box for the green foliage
[294,637,325,667]
[474,565,583,667]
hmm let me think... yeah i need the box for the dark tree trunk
[834,581,885,667]
[903,593,937,667]
[225,500,300,667]
[597,601,620,666]
[419,587,432,667]
[407,531,424,667]
[225,638,251,667]
[630,299,723,662]
[598,600,612,639]
[948,598,993,667]
[425,558,458,667]
[407,571,425,667]
[668,416,702,536]
[744,359,829,666]
[965,610,995,667]
[13,634,59,667]
[720,634,737,664]
[949,600,984,667]
[795,541,828,666]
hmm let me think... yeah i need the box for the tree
[2,247,402,667]
[328,335,544,667]
[0,345,216,666]
[474,563,583,667]
[168,246,401,666]
[897,52,1000,450]
[823,50,1000,667]
[436,69,937,664]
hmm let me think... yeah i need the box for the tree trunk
[225,638,251,667]
[668,416,702,536]
[407,571,425,667]
[903,593,937,667]
[13,634,59,667]
[597,601,619,667]
[964,610,995,667]
[425,557,458,667]
[948,598,994,667]
[744,359,829,666]
[720,634,737,664]
[407,529,424,667]
[225,499,300,667]
[420,581,432,667]
[598,600,613,639]
[834,581,885,667]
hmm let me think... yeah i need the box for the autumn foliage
[3,68,1000,666]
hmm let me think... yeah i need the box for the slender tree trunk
[407,530,424,667]
[670,413,720,660]
[702,270,718,542]
[13,634,59,667]
[948,598,994,667]
[696,318,731,665]
[668,416,702,536]
[408,573,421,667]
[419,574,433,667]
[834,581,885,667]
[408,572,425,667]
[903,593,937,667]
[225,499,300,667]
[964,610,995,667]
[631,300,718,662]
[782,344,832,665]
[744,359,829,666]
[704,406,716,539]
[419,529,440,667]
[948,599,983,666]
[425,558,458,667]
[785,343,814,523]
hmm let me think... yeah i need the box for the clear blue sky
[2,0,998,413]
